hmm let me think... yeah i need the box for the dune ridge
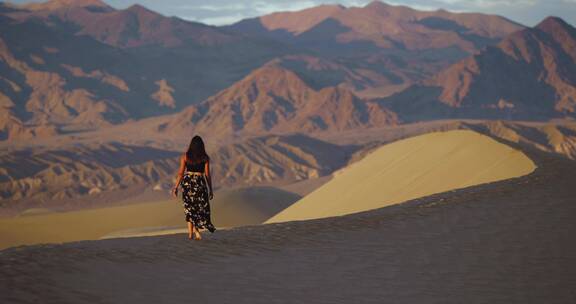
[267,130,536,223]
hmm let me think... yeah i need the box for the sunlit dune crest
[267,130,536,223]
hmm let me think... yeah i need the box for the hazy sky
[8,0,576,27]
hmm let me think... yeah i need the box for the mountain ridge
[384,16,576,121]
[227,0,524,54]
[0,1,288,140]
[159,59,399,137]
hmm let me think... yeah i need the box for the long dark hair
[186,135,209,164]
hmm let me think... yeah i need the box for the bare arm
[205,159,214,199]
[172,154,186,197]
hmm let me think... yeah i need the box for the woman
[172,135,216,240]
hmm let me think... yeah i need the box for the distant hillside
[159,59,399,137]
[228,1,523,54]
[10,0,235,48]
[0,1,287,141]
[0,142,180,210]
[226,1,524,97]
[385,17,576,121]
[0,133,357,211]
[0,0,538,142]
[210,134,356,187]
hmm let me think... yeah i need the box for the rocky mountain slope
[160,59,399,137]
[226,1,524,97]
[385,17,576,121]
[0,133,356,213]
[229,1,523,55]
[0,0,287,141]
[9,0,235,48]
[0,0,536,142]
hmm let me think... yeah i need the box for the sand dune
[0,199,182,250]
[1,142,574,303]
[267,130,536,223]
[210,187,300,228]
[0,187,299,250]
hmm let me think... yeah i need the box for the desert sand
[0,187,299,250]
[1,135,575,303]
[267,130,536,223]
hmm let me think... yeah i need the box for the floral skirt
[180,172,216,232]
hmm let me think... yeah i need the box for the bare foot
[194,230,202,240]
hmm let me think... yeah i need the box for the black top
[185,157,206,173]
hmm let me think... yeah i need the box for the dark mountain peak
[537,16,568,28]
[124,3,158,16]
[365,1,390,8]
[75,0,109,7]
[364,1,412,12]
[535,16,574,34]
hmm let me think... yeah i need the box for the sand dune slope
[0,187,299,250]
[268,130,535,223]
[0,144,574,304]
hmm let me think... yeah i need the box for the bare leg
[193,225,202,240]
[187,221,194,240]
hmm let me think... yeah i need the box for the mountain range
[1,0,576,210]
[0,0,542,142]
[227,1,525,97]
[160,57,399,137]
[385,16,576,121]
[157,15,576,138]
[0,0,288,140]
[229,1,522,54]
